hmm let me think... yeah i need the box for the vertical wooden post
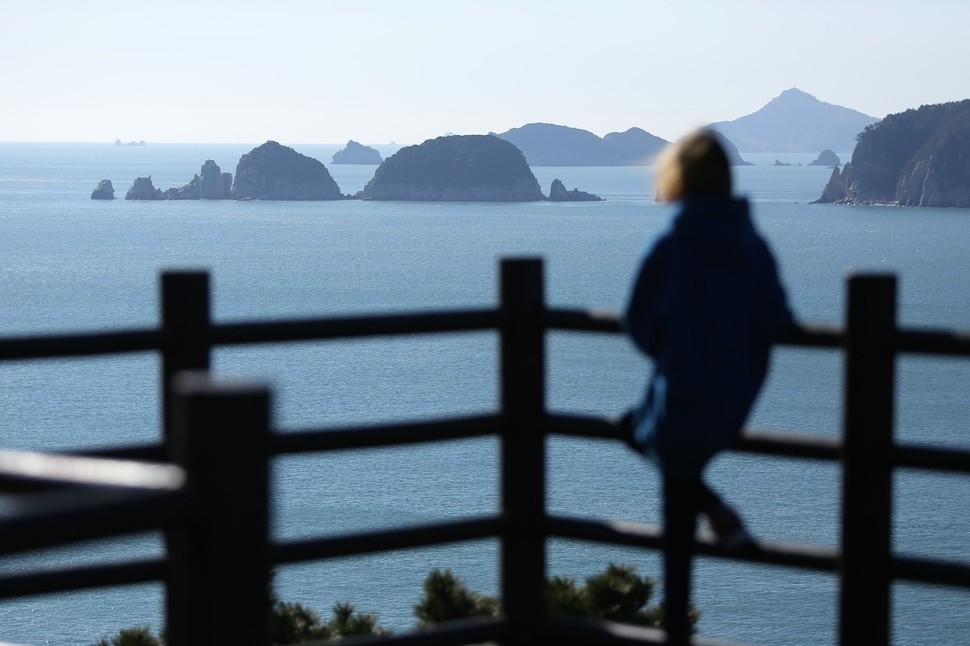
[165,372,272,646]
[661,479,696,646]
[839,274,896,646]
[499,258,546,644]
[161,271,211,444]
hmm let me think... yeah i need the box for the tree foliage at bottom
[93,626,162,646]
[417,563,697,629]
[93,563,692,643]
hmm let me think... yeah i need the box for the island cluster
[93,136,603,203]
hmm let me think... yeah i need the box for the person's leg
[697,479,754,549]
[695,479,721,509]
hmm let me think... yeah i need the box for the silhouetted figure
[622,129,793,643]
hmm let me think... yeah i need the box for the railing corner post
[499,258,547,644]
[165,372,272,646]
[839,273,897,646]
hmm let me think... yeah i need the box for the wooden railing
[0,258,968,645]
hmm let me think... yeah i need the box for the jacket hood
[670,197,757,267]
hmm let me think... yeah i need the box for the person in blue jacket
[623,128,793,641]
[624,127,793,545]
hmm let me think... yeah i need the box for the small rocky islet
[99,137,602,203]
[331,140,382,165]
[90,179,115,200]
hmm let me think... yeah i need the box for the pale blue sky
[2,0,967,144]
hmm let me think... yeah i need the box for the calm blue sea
[0,143,967,645]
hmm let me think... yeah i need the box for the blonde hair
[655,129,732,202]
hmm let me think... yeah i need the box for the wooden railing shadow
[0,258,968,645]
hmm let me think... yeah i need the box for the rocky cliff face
[815,166,847,204]
[358,135,545,201]
[332,140,383,165]
[232,141,345,200]
[166,160,233,199]
[814,100,970,207]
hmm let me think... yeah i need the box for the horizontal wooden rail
[273,516,504,565]
[0,558,165,601]
[783,323,844,349]
[897,328,970,356]
[891,554,970,587]
[546,514,969,590]
[0,329,162,360]
[544,516,838,574]
[733,428,841,461]
[213,309,502,346]
[544,412,625,441]
[271,414,503,454]
[545,413,843,462]
[543,308,623,333]
[0,489,191,556]
[892,443,970,474]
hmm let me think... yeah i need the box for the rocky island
[121,162,232,200]
[165,160,233,200]
[233,141,346,200]
[106,138,602,204]
[548,179,602,202]
[90,179,115,199]
[358,135,546,201]
[808,149,840,167]
[119,143,346,201]
[332,140,382,165]
[125,177,164,200]
[813,99,970,207]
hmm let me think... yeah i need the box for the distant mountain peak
[777,87,815,100]
[710,89,879,153]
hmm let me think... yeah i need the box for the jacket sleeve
[622,238,668,358]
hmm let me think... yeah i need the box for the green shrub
[93,626,162,646]
[95,563,691,643]
[270,597,389,644]
[415,563,697,630]
[414,568,500,625]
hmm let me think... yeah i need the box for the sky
[2,0,968,145]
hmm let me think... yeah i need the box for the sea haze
[0,144,967,645]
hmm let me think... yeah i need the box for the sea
[0,142,967,645]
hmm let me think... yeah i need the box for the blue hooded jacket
[623,197,792,478]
